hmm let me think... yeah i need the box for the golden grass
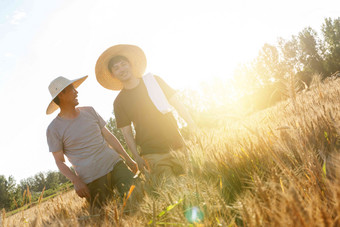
[3,76,340,226]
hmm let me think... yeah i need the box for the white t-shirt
[46,106,121,184]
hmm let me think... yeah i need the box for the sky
[0,0,339,183]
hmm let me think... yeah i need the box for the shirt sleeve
[114,98,131,128]
[46,125,63,153]
[89,106,106,129]
[154,75,176,99]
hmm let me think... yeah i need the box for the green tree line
[233,17,340,110]
[0,171,69,211]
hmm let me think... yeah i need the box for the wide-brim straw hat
[95,44,147,90]
[46,75,88,115]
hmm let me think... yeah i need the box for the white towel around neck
[143,73,173,114]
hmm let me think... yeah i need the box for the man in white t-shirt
[46,75,138,208]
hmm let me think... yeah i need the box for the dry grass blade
[38,186,46,205]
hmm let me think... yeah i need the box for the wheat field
[3,76,340,226]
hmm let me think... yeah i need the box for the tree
[106,117,127,149]
[57,171,69,184]
[278,36,301,74]
[0,175,16,210]
[297,27,325,82]
[19,177,35,192]
[45,171,59,190]
[253,43,284,83]
[322,17,340,75]
[33,172,46,192]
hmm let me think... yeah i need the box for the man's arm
[101,127,138,174]
[120,125,148,172]
[52,150,90,199]
[169,94,197,129]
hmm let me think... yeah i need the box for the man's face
[110,60,133,82]
[59,84,79,107]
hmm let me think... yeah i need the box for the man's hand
[73,179,91,199]
[120,125,150,173]
[53,151,91,199]
[135,155,149,173]
[125,159,139,175]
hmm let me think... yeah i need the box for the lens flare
[185,206,204,223]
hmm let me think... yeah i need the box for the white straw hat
[46,75,88,115]
[95,44,147,90]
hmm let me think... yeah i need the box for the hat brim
[95,44,147,91]
[46,75,88,115]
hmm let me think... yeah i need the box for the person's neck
[122,77,140,90]
[58,106,79,119]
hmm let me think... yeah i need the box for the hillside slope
[3,77,340,226]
